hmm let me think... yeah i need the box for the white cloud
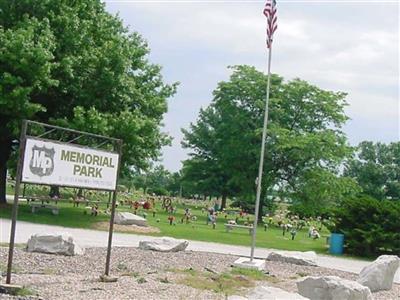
[105,1,399,171]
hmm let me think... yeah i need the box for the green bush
[147,187,169,196]
[327,195,400,257]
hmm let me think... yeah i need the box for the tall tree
[345,141,400,200]
[181,106,234,207]
[181,157,232,205]
[290,168,361,216]
[129,165,180,196]
[0,0,176,202]
[182,65,353,215]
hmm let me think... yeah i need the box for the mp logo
[29,145,55,177]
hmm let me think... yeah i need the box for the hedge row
[327,196,400,257]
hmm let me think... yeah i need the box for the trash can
[329,233,344,255]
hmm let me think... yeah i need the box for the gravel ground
[0,247,399,300]
[263,261,400,300]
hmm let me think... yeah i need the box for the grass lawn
[0,198,329,254]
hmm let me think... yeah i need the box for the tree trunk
[0,159,8,204]
[0,138,12,204]
[49,186,60,198]
[221,193,227,210]
[257,198,264,222]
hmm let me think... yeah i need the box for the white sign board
[22,138,119,191]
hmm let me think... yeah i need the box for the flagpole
[250,44,273,261]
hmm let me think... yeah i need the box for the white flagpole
[250,43,273,261]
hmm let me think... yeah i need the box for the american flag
[263,0,277,48]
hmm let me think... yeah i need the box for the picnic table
[72,198,102,207]
[29,203,59,215]
[224,209,239,215]
[224,223,254,235]
[24,196,62,205]
[72,198,89,207]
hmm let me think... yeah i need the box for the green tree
[290,168,361,216]
[181,106,235,207]
[181,157,232,205]
[0,0,176,202]
[345,141,400,200]
[166,171,183,197]
[182,65,353,216]
[145,165,172,196]
[130,165,180,196]
[327,195,400,256]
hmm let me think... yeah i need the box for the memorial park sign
[6,120,122,285]
[22,138,119,190]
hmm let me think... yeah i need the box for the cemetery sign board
[22,138,119,191]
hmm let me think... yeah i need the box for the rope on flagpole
[250,44,273,261]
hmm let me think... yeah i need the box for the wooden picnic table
[224,209,240,215]
[29,203,59,215]
[224,223,254,235]
[23,196,64,205]
[72,199,103,207]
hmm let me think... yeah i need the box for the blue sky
[104,0,399,172]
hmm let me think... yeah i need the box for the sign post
[105,140,122,276]
[6,120,122,284]
[6,120,27,284]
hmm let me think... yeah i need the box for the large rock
[228,286,308,300]
[138,237,188,252]
[267,251,317,266]
[357,255,400,292]
[297,276,372,300]
[114,212,147,226]
[27,233,84,256]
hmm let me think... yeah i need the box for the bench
[30,203,59,215]
[25,196,63,205]
[72,199,89,207]
[224,224,254,235]
[224,209,239,215]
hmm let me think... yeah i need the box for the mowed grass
[145,204,328,253]
[0,202,109,228]
[0,198,329,254]
[173,267,281,296]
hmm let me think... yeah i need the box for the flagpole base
[232,257,266,271]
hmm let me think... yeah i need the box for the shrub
[147,187,169,196]
[327,195,400,257]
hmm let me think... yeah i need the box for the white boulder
[228,286,307,300]
[297,276,372,300]
[27,233,84,256]
[267,251,317,266]
[139,237,188,252]
[357,255,400,292]
[114,212,147,226]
